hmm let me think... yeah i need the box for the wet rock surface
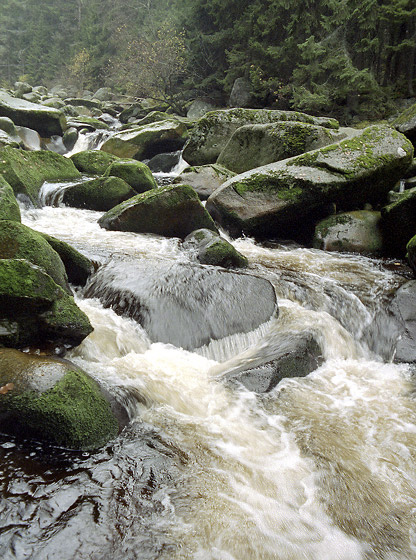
[84,258,277,351]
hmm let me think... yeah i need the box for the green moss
[1,370,118,449]
[41,233,93,286]
[0,146,81,203]
[62,176,136,211]
[0,220,70,292]
[104,159,157,192]
[70,150,119,174]
[39,290,93,343]
[393,103,416,126]
[0,176,21,221]
[201,239,248,268]
[0,258,61,305]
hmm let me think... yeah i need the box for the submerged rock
[0,259,92,349]
[213,331,323,393]
[0,349,118,450]
[98,184,218,238]
[84,258,277,350]
[0,90,66,137]
[100,120,188,160]
[206,125,414,241]
[184,229,248,268]
[0,146,81,204]
[183,108,339,166]
[313,210,383,255]
[173,164,235,200]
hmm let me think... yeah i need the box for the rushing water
[2,179,416,559]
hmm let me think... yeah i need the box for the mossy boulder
[217,122,354,174]
[0,259,92,348]
[0,176,21,221]
[100,120,188,160]
[173,164,235,200]
[183,108,340,166]
[0,146,81,204]
[61,176,137,211]
[103,159,157,193]
[0,220,70,292]
[40,233,94,286]
[184,229,248,268]
[393,102,416,145]
[313,211,383,255]
[0,349,118,450]
[381,186,416,257]
[206,125,414,241]
[0,116,20,139]
[70,149,119,175]
[407,235,416,273]
[65,116,109,131]
[0,90,67,137]
[99,184,218,239]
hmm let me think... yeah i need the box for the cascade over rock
[84,258,277,351]
[206,125,414,240]
[0,146,81,204]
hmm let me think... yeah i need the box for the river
[1,168,416,559]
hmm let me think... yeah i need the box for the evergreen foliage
[0,0,414,119]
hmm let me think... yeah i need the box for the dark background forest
[0,0,415,121]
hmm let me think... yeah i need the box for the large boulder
[217,122,354,174]
[206,125,414,240]
[0,90,66,136]
[390,280,416,362]
[0,259,92,348]
[184,229,248,268]
[0,176,21,222]
[0,349,118,450]
[228,77,258,108]
[0,220,70,292]
[84,258,277,350]
[182,108,339,166]
[393,102,416,145]
[100,120,188,160]
[103,159,157,193]
[70,149,119,174]
[61,176,137,211]
[173,164,235,200]
[98,184,218,238]
[313,210,383,255]
[212,331,323,393]
[0,146,81,204]
[381,186,416,257]
[40,233,94,286]
[187,98,219,120]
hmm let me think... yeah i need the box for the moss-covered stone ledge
[0,349,118,450]
[0,259,93,349]
[98,184,218,238]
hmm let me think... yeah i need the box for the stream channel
[1,142,416,559]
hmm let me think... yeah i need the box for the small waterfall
[38,179,85,207]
